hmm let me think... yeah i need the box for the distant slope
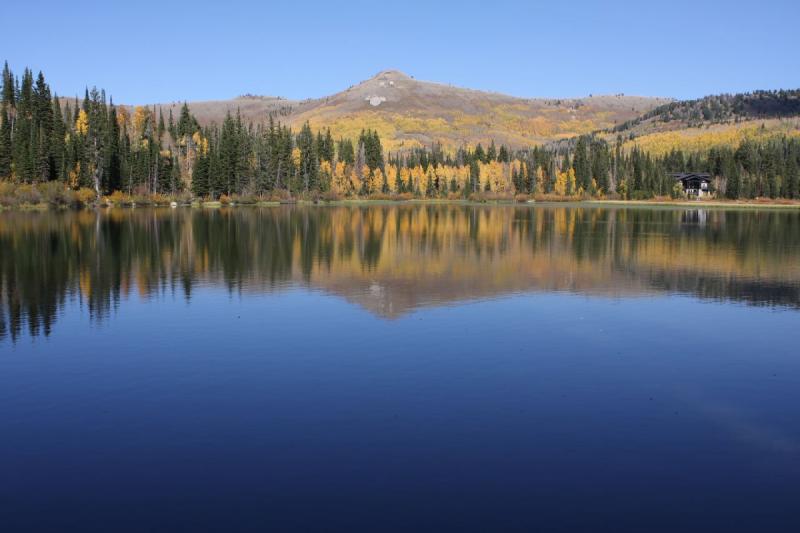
[612,89,800,134]
[625,118,800,156]
[544,89,800,155]
[152,70,670,150]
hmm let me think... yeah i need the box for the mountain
[152,70,671,150]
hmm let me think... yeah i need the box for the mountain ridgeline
[0,62,799,204]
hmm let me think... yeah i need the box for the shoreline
[3,197,800,211]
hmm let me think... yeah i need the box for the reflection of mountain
[1,205,799,339]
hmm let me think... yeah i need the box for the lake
[1,204,799,532]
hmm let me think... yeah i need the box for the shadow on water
[1,204,799,341]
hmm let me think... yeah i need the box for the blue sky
[1,0,798,104]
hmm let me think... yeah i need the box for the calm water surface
[1,205,799,532]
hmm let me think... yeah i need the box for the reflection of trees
[1,206,799,341]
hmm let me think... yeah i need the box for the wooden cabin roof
[671,172,711,182]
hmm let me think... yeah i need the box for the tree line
[1,63,798,202]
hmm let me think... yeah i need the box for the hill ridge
[149,70,670,150]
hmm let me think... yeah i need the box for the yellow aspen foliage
[480,161,508,192]
[319,160,333,187]
[400,167,411,191]
[422,166,435,196]
[132,106,150,139]
[116,107,129,130]
[566,168,576,195]
[456,164,470,190]
[331,162,350,195]
[371,168,384,194]
[554,171,568,196]
[386,164,398,191]
[534,167,544,194]
[291,147,301,167]
[349,168,362,194]
[410,165,425,193]
[75,110,89,136]
[68,163,81,188]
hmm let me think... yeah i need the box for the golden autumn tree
[350,168,362,194]
[566,168,577,196]
[75,110,89,136]
[371,168,385,195]
[554,170,568,196]
[533,166,544,195]
[385,164,398,192]
[132,106,151,144]
[319,160,333,191]
[410,165,425,195]
[331,161,350,195]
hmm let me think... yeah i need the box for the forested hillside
[1,63,799,206]
[612,89,800,133]
[155,70,669,151]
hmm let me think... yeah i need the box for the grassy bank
[2,183,799,211]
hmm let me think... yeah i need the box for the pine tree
[498,145,509,163]
[297,122,319,191]
[105,102,121,192]
[474,143,485,164]
[0,107,11,179]
[469,160,480,194]
[573,136,591,191]
[50,96,66,181]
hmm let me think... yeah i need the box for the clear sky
[2,0,798,104]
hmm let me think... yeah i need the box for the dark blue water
[1,206,799,531]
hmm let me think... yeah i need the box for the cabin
[672,173,712,198]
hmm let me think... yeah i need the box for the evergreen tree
[573,136,591,191]
[0,107,11,179]
[474,143,485,164]
[487,140,497,162]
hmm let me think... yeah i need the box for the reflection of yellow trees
[1,206,799,338]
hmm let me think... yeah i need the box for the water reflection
[2,205,799,341]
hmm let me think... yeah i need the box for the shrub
[149,193,171,206]
[219,194,232,205]
[319,191,342,202]
[173,191,193,205]
[232,194,257,205]
[15,184,42,205]
[468,192,515,203]
[75,188,97,207]
[265,189,292,202]
[532,193,578,202]
[106,190,134,206]
[37,182,65,206]
[0,182,17,207]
